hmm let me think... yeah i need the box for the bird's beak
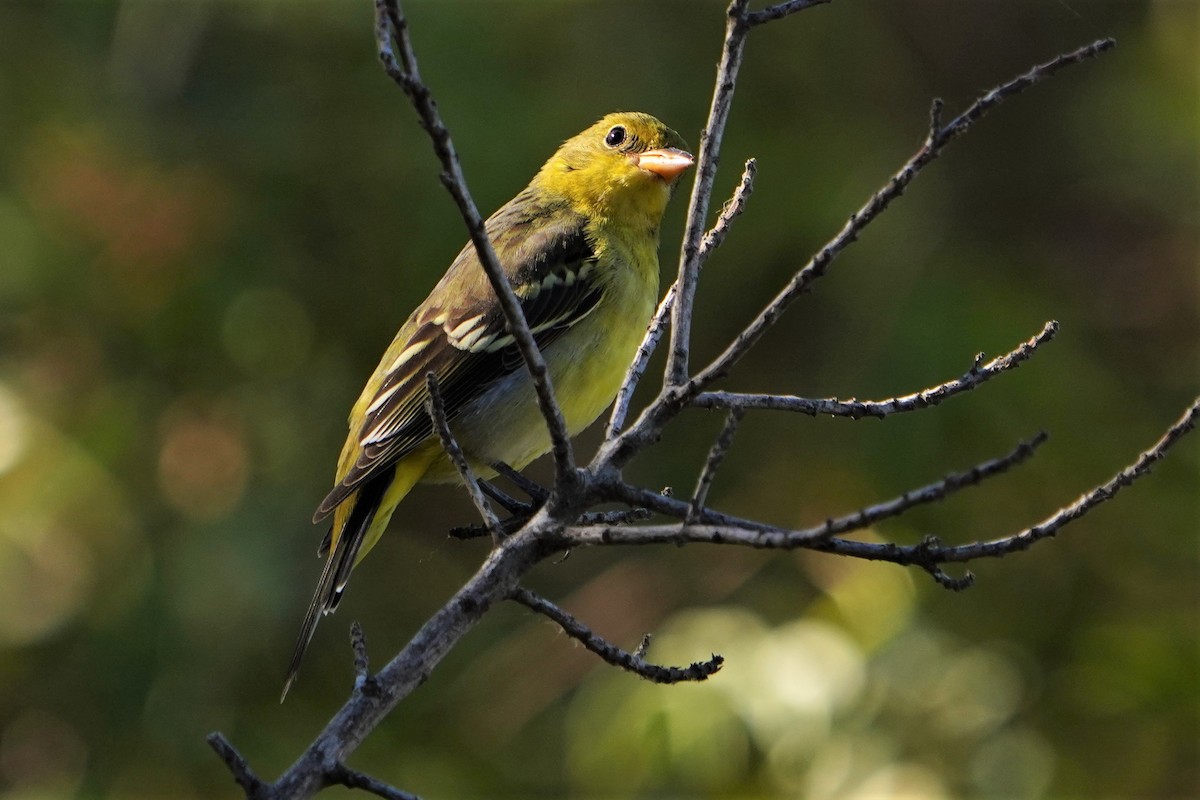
[635,148,694,182]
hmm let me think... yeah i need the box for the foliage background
[0,0,1195,798]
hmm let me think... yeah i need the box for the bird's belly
[423,290,653,482]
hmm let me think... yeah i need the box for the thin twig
[580,508,654,526]
[699,158,759,261]
[606,159,758,439]
[693,320,1058,417]
[328,763,422,800]
[425,373,502,543]
[807,432,1049,541]
[477,480,533,516]
[206,733,267,799]
[489,460,550,504]
[375,0,577,489]
[882,395,1200,564]
[511,587,723,683]
[634,634,653,659]
[687,408,745,522]
[747,0,833,26]
[594,430,1049,545]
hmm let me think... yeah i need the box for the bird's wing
[313,200,601,522]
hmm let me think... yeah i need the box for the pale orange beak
[635,148,694,182]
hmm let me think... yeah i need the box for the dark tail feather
[281,468,394,702]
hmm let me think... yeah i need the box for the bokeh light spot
[221,287,315,378]
[968,727,1055,798]
[157,406,250,521]
[0,385,28,476]
[0,709,88,796]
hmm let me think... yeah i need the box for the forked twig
[202,6,1182,799]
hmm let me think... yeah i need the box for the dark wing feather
[313,198,601,521]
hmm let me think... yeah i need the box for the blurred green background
[0,1,1196,798]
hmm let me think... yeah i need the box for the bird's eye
[604,126,627,148]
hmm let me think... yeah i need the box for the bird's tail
[281,452,434,701]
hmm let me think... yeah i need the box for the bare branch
[606,291,675,439]
[591,431,1049,546]
[687,408,746,523]
[807,432,1049,542]
[884,395,1200,564]
[606,158,758,439]
[425,373,502,543]
[665,0,753,387]
[489,460,550,505]
[685,39,1115,397]
[934,38,1117,143]
[692,320,1058,418]
[206,733,267,799]
[511,587,723,683]
[477,480,532,517]
[374,0,577,488]
[210,7,1156,796]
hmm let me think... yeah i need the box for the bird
[282,112,693,699]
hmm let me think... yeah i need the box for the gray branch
[425,373,502,543]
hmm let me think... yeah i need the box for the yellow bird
[283,112,693,698]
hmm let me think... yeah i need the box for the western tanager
[283,112,692,697]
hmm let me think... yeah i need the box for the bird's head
[535,112,693,225]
